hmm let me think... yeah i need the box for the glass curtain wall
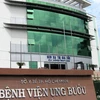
[27,9,88,34]
[26,1,91,69]
[28,31,91,57]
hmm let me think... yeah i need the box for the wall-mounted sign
[0,78,86,100]
[47,55,70,62]
[0,69,96,100]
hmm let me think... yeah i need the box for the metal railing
[10,17,26,24]
[10,43,92,70]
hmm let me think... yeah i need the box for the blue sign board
[47,55,70,62]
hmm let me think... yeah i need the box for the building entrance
[44,63,66,69]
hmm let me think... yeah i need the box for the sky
[86,0,100,37]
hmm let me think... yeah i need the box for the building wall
[0,0,27,68]
[88,15,100,70]
[0,1,11,68]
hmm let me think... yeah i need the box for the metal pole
[63,21,66,54]
[10,41,11,68]
[30,44,32,62]
[70,21,75,68]
[20,41,22,63]
[39,44,42,68]
[63,21,68,69]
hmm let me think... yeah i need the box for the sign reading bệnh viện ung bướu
[0,69,96,100]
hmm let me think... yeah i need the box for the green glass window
[27,9,88,34]
[27,31,91,57]
[29,61,37,69]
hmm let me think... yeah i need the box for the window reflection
[28,31,91,57]
[27,9,88,33]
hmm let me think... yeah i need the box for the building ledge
[4,23,94,39]
[5,0,91,21]
[0,68,93,76]
[41,0,91,8]
[74,0,91,8]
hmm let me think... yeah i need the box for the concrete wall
[88,15,100,70]
[0,0,27,68]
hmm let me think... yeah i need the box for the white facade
[0,0,27,68]
[88,15,100,70]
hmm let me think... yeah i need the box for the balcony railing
[10,17,26,24]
